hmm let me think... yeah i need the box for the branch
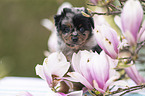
[106,84,145,95]
[120,84,145,96]
[91,11,121,15]
[135,40,145,54]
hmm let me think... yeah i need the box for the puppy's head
[54,7,94,49]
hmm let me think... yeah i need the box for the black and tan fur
[54,7,101,61]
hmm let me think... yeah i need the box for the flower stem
[106,84,145,95]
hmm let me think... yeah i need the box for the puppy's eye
[64,27,70,33]
[79,27,85,33]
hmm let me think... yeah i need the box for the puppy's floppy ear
[89,17,94,29]
[54,14,62,27]
[84,8,95,29]
[63,8,72,15]
[54,8,72,27]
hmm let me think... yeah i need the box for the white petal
[68,72,94,90]
[71,52,82,73]
[48,30,58,52]
[43,52,70,77]
[52,62,70,77]
[41,19,54,32]
[35,64,46,80]
[68,90,83,96]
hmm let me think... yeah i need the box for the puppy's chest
[58,38,96,61]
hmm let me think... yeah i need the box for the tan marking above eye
[79,24,82,27]
[66,23,72,28]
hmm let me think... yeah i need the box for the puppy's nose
[72,37,78,42]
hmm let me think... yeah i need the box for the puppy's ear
[63,8,72,15]
[89,17,94,29]
[54,14,62,27]
[84,8,94,29]
[54,8,71,27]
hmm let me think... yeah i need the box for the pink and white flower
[125,65,145,85]
[94,25,119,59]
[68,50,118,93]
[121,0,143,46]
[35,52,70,88]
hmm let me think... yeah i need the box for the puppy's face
[54,8,94,49]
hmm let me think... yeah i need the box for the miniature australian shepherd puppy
[54,7,102,92]
[54,7,102,61]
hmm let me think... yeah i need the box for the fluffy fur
[54,7,101,61]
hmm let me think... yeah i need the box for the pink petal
[121,0,143,45]
[125,65,145,85]
[94,25,119,59]
[93,80,105,93]
[103,76,119,91]
[90,51,110,89]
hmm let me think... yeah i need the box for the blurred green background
[0,0,87,77]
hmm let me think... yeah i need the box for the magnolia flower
[41,19,58,54]
[125,65,145,85]
[68,50,118,93]
[121,0,143,46]
[35,52,70,87]
[94,25,119,59]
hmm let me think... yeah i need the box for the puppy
[54,7,102,92]
[54,7,101,61]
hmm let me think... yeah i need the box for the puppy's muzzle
[71,31,78,42]
[71,37,78,42]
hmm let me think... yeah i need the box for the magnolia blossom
[121,0,143,46]
[35,52,70,87]
[125,65,145,85]
[68,50,118,93]
[94,25,119,59]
